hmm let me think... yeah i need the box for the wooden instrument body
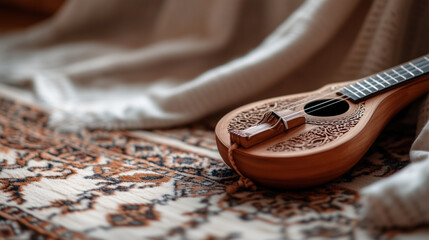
[215,75,429,189]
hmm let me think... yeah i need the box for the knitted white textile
[360,93,429,228]
[0,0,363,130]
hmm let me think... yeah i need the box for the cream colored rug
[1,94,427,240]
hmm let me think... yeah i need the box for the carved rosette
[268,104,365,152]
[227,96,306,132]
[227,84,365,152]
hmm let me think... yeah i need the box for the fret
[419,58,429,71]
[376,74,391,85]
[400,65,414,76]
[364,79,378,90]
[383,71,399,83]
[339,54,429,102]
[355,83,372,95]
[391,68,406,80]
[342,87,361,99]
[409,62,424,74]
[369,76,385,88]
[414,58,428,70]
[349,84,366,97]
[395,66,414,79]
[405,62,423,76]
[356,82,372,93]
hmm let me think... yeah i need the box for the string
[384,59,429,81]
[290,58,429,112]
[269,60,429,121]
[269,59,429,121]
[292,60,429,114]
[226,57,428,193]
[261,59,429,122]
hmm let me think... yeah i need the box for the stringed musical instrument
[215,55,429,189]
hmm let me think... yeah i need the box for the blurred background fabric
[0,0,426,130]
[0,0,428,233]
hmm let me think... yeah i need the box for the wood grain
[215,75,429,189]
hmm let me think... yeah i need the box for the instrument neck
[339,55,429,102]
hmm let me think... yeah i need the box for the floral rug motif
[0,95,425,239]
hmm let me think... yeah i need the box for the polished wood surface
[216,72,429,189]
[230,110,305,149]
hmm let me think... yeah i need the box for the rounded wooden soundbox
[215,56,429,189]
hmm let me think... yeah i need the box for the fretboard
[339,55,429,102]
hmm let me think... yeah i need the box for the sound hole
[304,99,349,117]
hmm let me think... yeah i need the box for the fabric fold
[0,0,362,130]
[0,0,428,231]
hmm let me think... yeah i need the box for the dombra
[215,55,429,189]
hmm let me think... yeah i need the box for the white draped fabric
[0,0,428,229]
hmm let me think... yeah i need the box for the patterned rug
[0,95,427,240]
